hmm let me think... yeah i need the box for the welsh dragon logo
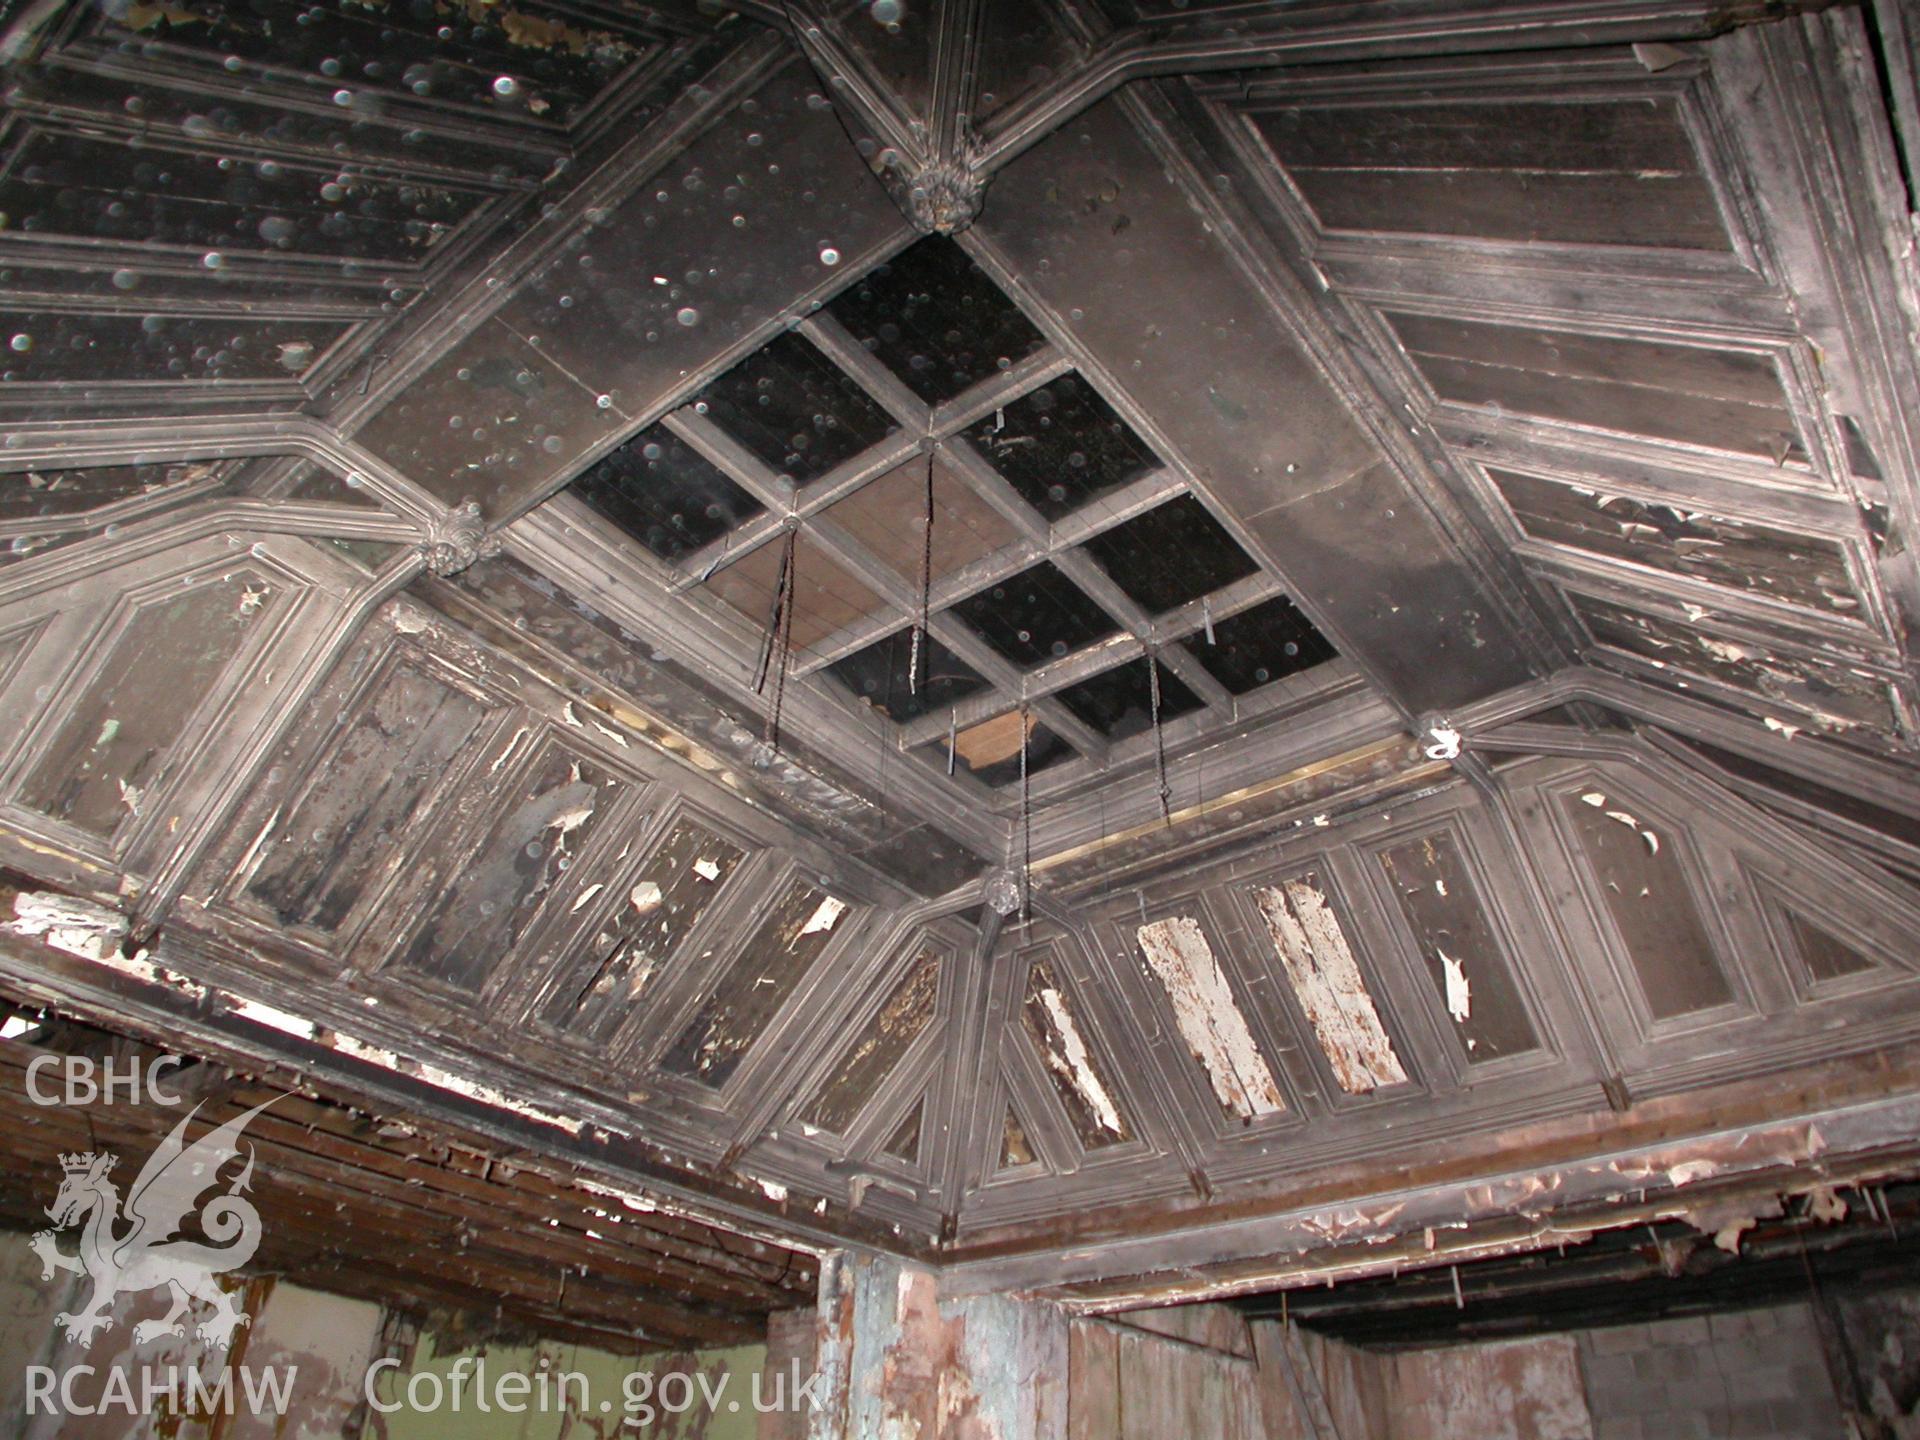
[30,1098,277,1348]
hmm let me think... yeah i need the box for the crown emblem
[59,1153,104,1174]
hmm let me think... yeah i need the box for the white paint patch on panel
[1253,878,1408,1093]
[1136,916,1285,1119]
[1439,948,1472,1024]
[801,895,847,936]
[1037,987,1126,1135]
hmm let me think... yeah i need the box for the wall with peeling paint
[0,1228,768,1440]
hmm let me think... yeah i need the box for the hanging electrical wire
[1149,651,1172,826]
[1019,699,1033,930]
[910,441,935,695]
[755,527,799,753]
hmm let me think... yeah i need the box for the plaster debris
[755,1178,789,1203]
[693,858,722,882]
[1037,987,1127,1135]
[1136,915,1285,1119]
[630,880,664,912]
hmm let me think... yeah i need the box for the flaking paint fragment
[692,857,721,881]
[569,882,604,914]
[1135,916,1285,1119]
[801,896,847,936]
[1439,948,1472,1023]
[1254,878,1408,1093]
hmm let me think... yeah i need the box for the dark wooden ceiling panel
[541,813,749,1045]
[801,944,940,1136]
[569,423,766,565]
[0,127,488,263]
[822,452,1019,589]
[1571,593,1904,737]
[1378,829,1540,1064]
[17,566,287,841]
[1491,467,1862,619]
[1251,96,1731,250]
[659,876,858,1088]
[825,234,1048,405]
[960,372,1160,523]
[0,308,350,386]
[75,0,663,126]
[244,656,495,936]
[388,738,633,995]
[1388,312,1805,463]
[701,532,886,654]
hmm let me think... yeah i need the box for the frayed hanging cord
[757,528,799,752]
[1150,652,1172,825]
[1019,700,1033,932]
[910,443,935,695]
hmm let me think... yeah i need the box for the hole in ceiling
[961,373,1158,521]
[933,709,1076,788]
[569,423,764,563]
[1179,594,1336,693]
[1054,656,1203,741]
[826,627,991,725]
[948,560,1119,669]
[827,235,1047,404]
[693,329,898,486]
[1077,494,1261,615]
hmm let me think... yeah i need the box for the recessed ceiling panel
[827,236,1047,403]
[1252,97,1730,251]
[1053,657,1202,742]
[703,535,886,653]
[90,0,657,124]
[661,879,855,1088]
[1491,468,1858,618]
[695,330,898,485]
[822,454,1019,585]
[1077,495,1261,615]
[940,710,1076,788]
[1389,313,1804,462]
[0,310,346,384]
[801,946,940,1135]
[948,561,1118,669]
[1179,594,1336,694]
[961,374,1158,522]
[0,130,485,262]
[1563,788,1732,1020]
[571,425,764,564]
[827,627,990,725]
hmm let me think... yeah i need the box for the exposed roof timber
[939,1054,1920,1306]
[0,906,910,1263]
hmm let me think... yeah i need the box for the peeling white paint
[1253,880,1408,1093]
[630,880,663,913]
[1765,717,1802,739]
[801,895,847,936]
[1439,948,1472,1024]
[755,1177,789,1203]
[9,892,130,961]
[1038,988,1126,1135]
[570,882,605,914]
[489,726,530,774]
[229,995,318,1039]
[692,857,721,882]
[1136,916,1285,1119]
